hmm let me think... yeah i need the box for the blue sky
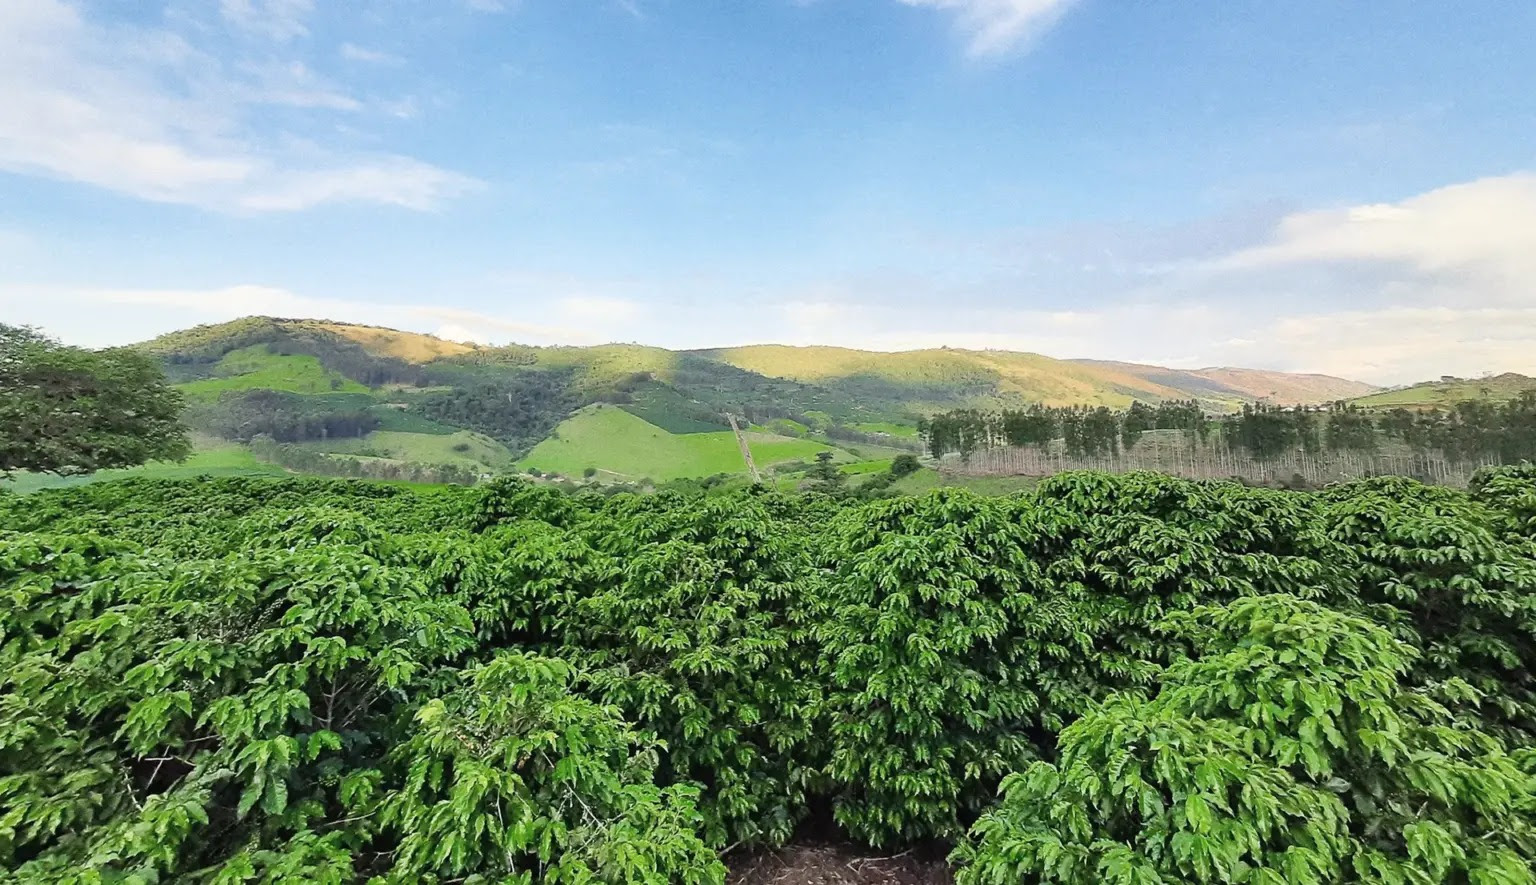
[2,0,1535,383]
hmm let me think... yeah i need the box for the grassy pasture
[519,405,852,481]
[176,345,369,398]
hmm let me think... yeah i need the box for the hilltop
[1350,372,1536,410]
[15,316,1380,491]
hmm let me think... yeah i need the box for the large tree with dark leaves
[0,325,189,476]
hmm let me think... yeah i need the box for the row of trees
[1379,393,1536,461]
[920,400,1209,460]
[247,435,483,485]
[189,389,381,443]
[409,373,577,454]
[924,394,1536,464]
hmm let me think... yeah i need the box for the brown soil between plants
[728,844,953,885]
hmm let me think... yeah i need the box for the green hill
[79,316,1377,489]
[1350,373,1536,410]
[176,345,369,399]
[700,346,1376,411]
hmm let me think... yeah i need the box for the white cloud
[220,0,314,41]
[1217,173,1536,296]
[0,0,474,212]
[339,42,402,65]
[897,0,1077,56]
[234,159,475,211]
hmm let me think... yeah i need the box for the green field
[2,442,288,494]
[1351,373,1536,410]
[520,406,852,481]
[299,430,516,469]
[849,422,919,438]
[177,345,370,399]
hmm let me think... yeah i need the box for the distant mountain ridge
[1072,360,1378,407]
[142,316,1376,412]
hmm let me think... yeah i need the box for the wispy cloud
[0,0,475,212]
[897,0,1077,57]
[339,42,402,65]
[220,0,314,41]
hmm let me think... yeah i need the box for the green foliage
[175,345,371,399]
[1,325,190,476]
[0,528,476,881]
[617,381,731,434]
[189,389,380,443]
[1320,476,1536,743]
[4,468,1536,880]
[817,492,1047,845]
[923,402,1206,461]
[954,594,1536,884]
[555,494,829,847]
[410,371,578,455]
[377,652,723,884]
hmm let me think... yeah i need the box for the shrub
[954,595,1536,884]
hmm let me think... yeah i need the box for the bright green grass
[849,422,918,438]
[764,418,810,437]
[177,345,369,399]
[299,430,515,469]
[520,405,851,481]
[3,442,288,494]
[1351,375,1536,410]
[840,459,894,476]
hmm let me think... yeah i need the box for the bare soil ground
[728,844,953,885]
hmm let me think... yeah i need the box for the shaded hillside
[1071,360,1377,406]
[701,345,1371,410]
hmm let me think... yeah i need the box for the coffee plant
[1,467,1534,882]
[953,594,1536,884]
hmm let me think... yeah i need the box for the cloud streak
[897,0,1077,56]
[0,0,475,212]
[220,0,314,41]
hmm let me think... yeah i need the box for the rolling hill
[698,346,1375,411]
[4,316,1383,492]
[1350,373,1536,410]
